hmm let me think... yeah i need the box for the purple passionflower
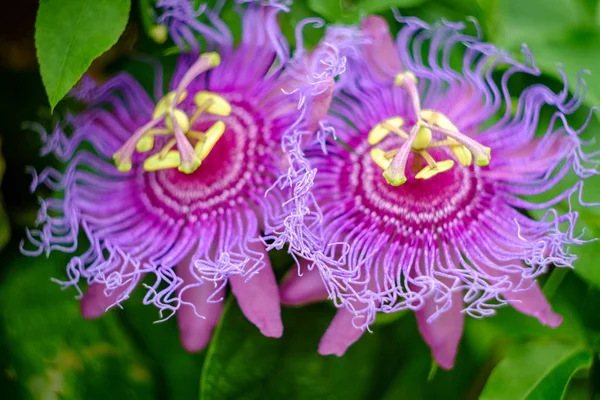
[22,3,343,352]
[280,15,599,368]
[153,0,292,52]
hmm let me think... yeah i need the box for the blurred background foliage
[1,0,600,399]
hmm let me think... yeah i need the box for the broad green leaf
[480,340,593,400]
[307,0,360,24]
[121,284,205,400]
[0,252,156,400]
[308,0,343,21]
[35,0,131,111]
[0,139,9,251]
[483,0,600,106]
[355,0,427,14]
[200,300,381,400]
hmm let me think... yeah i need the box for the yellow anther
[368,117,404,145]
[194,91,232,116]
[150,25,168,44]
[153,91,188,119]
[195,121,226,160]
[412,127,432,150]
[165,109,191,133]
[383,170,407,186]
[394,71,417,87]
[143,150,181,171]
[415,160,454,180]
[136,134,154,152]
[370,148,392,170]
[450,144,472,166]
[420,109,458,132]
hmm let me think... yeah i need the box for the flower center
[367,72,491,186]
[113,52,232,174]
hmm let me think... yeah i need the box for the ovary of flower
[112,52,232,174]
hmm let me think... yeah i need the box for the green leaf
[200,300,381,400]
[483,0,600,106]
[35,0,131,111]
[121,283,205,400]
[307,0,360,24]
[480,340,593,400]
[0,252,157,399]
[355,0,427,14]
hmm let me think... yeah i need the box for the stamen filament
[159,138,177,159]
[190,99,215,125]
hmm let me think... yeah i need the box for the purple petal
[318,307,364,356]
[177,254,225,352]
[415,289,464,370]
[280,259,328,305]
[229,241,283,338]
[80,280,135,319]
[504,279,562,328]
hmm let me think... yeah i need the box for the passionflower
[22,3,340,352]
[280,15,598,368]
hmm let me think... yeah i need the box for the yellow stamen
[370,148,392,170]
[153,91,188,120]
[136,135,154,152]
[420,109,457,132]
[194,92,232,117]
[450,143,473,166]
[165,109,191,133]
[196,121,225,160]
[144,150,181,171]
[368,116,404,145]
[114,52,233,174]
[415,160,454,180]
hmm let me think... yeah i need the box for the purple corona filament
[280,15,599,369]
[22,3,343,352]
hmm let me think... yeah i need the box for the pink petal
[280,259,328,306]
[415,290,464,370]
[229,241,283,338]
[177,253,225,352]
[504,279,562,328]
[318,308,365,357]
[360,16,403,82]
[478,256,563,328]
[485,135,572,180]
[306,78,334,134]
[80,276,141,319]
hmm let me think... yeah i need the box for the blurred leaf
[120,283,205,400]
[0,139,10,251]
[307,0,360,24]
[201,300,381,400]
[483,0,600,106]
[308,0,343,21]
[355,0,427,13]
[0,252,157,400]
[35,0,131,111]
[465,282,587,364]
[480,340,592,400]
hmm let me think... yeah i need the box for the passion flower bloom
[280,15,598,368]
[22,3,340,352]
